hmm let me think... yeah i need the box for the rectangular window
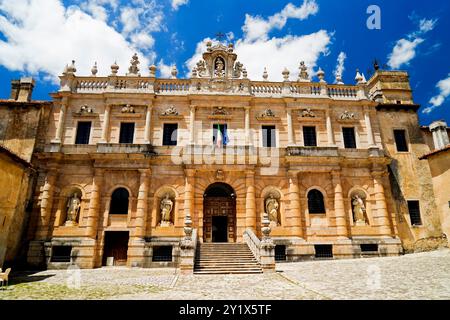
[407,201,422,226]
[213,124,228,147]
[303,126,317,147]
[275,245,287,261]
[360,244,379,252]
[343,127,357,149]
[314,245,333,259]
[75,121,91,145]
[152,246,173,262]
[262,125,276,147]
[163,123,178,146]
[51,246,72,263]
[119,123,135,144]
[394,129,409,152]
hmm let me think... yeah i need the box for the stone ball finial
[335,72,344,85]
[355,69,363,84]
[171,65,178,79]
[149,64,157,78]
[91,62,98,76]
[263,67,268,80]
[67,60,77,74]
[110,61,119,75]
[317,67,325,83]
[282,67,290,81]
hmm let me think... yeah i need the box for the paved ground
[1,249,449,300]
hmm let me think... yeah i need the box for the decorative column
[331,171,348,238]
[86,169,103,238]
[287,109,295,146]
[326,109,335,146]
[36,169,58,240]
[144,104,153,144]
[245,170,256,230]
[134,169,151,238]
[184,169,195,225]
[100,104,111,143]
[189,105,196,145]
[372,171,392,236]
[53,98,68,143]
[244,106,251,146]
[287,171,302,237]
[364,110,375,147]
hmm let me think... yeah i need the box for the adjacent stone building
[13,42,448,270]
[0,78,51,268]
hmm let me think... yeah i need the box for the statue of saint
[215,58,225,77]
[265,194,280,225]
[352,195,366,223]
[160,194,173,223]
[66,193,81,224]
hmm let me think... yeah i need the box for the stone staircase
[194,243,263,274]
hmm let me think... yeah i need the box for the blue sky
[0,0,448,125]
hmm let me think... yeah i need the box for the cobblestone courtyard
[1,249,449,300]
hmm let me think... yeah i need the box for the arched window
[308,189,325,214]
[110,188,129,215]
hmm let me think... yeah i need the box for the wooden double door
[203,197,236,242]
[102,231,129,266]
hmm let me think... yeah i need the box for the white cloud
[0,0,151,82]
[334,51,346,80]
[242,0,319,42]
[388,38,424,69]
[79,0,119,21]
[157,59,174,78]
[120,6,141,35]
[171,0,189,11]
[388,17,437,69]
[423,74,450,114]
[130,32,155,49]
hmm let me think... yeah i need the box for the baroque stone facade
[12,42,447,270]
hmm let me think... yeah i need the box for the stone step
[194,270,263,275]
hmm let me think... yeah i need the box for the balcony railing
[287,146,339,157]
[96,143,155,154]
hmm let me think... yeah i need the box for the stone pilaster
[85,169,103,238]
[184,169,195,224]
[189,105,196,145]
[287,171,302,237]
[36,169,58,240]
[244,106,251,146]
[135,169,151,238]
[332,171,348,238]
[100,104,111,143]
[53,98,68,143]
[326,109,336,146]
[245,170,256,231]
[364,109,375,147]
[287,109,295,146]
[144,104,153,144]
[372,171,392,236]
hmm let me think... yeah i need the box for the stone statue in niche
[352,194,366,224]
[160,194,174,226]
[121,104,135,113]
[214,57,226,78]
[265,193,280,226]
[65,193,81,226]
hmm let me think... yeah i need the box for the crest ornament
[340,110,357,120]
[161,106,179,116]
[301,108,316,118]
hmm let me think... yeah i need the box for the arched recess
[56,185,85,226]
[203,182,236,243]
[260,186,284,227]
[307,189,326,214]
[153,186,178,226]
[110,188,130,215]
[348,187,371,225]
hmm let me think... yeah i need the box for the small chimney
[430,120,449,150]
[9,79,20,100]
[17,77,35,102]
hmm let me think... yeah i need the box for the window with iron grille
[360,244,379,252]
[342,127,357,149]
[110,188,129,215]
[407,201,422,226]
[394,129,409,152]
[303,126,317,147]
[119,122,135,144]
[262,126,276,147]
[314,245,333,259]
[152,246,173,262]
[75,121,91,145]
[308,189,325,214]
[51,246,72,262]
[275,245,287,261]
[163,123,178,146]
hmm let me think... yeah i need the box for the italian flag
[216,124,223,148]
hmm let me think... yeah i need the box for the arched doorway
[203,183,236,243]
